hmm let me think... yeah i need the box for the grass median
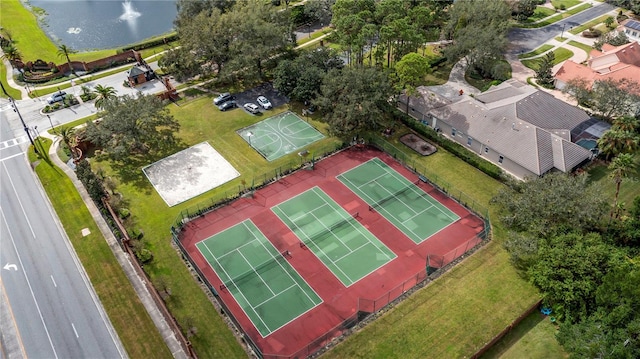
[30,138,173,359]
[521,48,573,70]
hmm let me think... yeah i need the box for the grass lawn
[517,3,591,28]
[552,0,581,9]
[587,153,640,211]
[567,40,593,58]
[480,312,568,359]
[521,48,573,70]
[424,61,455,86]
[0,61,23,99]
[30,139,173,359]
[527,6,557,22]
[518,45,554,59]
[297,27,332,46]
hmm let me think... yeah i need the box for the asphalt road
[507,2,616,54]
[0,106,126,358]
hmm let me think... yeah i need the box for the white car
[256,96,272,110]
[47,91,67,104]
[243,103,260,114]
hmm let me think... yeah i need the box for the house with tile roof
[425,80,596,179]
[554,41,640,92]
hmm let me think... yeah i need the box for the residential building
[619,19,640,42]
[554,41,640,91]
[424,80,601,179]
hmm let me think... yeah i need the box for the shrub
[582,28,602,38]
[560,4,566,10]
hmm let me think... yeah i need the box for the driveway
[507,2,615,54]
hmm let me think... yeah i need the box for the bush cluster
[119,34,178,53]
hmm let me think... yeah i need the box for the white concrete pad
[142,142,240,207]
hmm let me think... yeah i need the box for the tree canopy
[83,94,180,161]
[315,66,394,139]
[442,0,510,75]
[491,172,608,238]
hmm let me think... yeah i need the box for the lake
[30,0,177,51]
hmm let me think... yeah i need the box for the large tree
[597,129,639,160]
[491,172,608,238]
[273,47,343,103]
[529,232,622,322]
[442,0,510,74]
[83,94,179,161]
[535,52,555,88]
[93,84,117,110]
[220,1,293,80]
[57,44,77,75]
[394,52,431,113]
[608,153,637,220]
[592,78,640,119]
[315,66,394,139]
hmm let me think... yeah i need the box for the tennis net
[302,213,358,247]
[221,252,288,289]
[368,184,413,211]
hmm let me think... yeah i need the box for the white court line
[337,160,460,243]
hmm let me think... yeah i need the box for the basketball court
[237,111,324,161]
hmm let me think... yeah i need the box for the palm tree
[1,43,21,63]
[57,44,77,75]
[608,153,636,220]
[93,84,117,110]
[58,126,77,159]
[613,116,639,133]
[597,129,639,160]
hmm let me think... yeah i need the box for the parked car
[213,92,233,105]
[47,91,67,104]
[243,103,260,114]
[218,100,236,111]
[256,96,272,110]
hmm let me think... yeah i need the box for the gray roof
[428,86,592,176]
[625,20,640,31]
[128,65,148,77]
[516,91,591,131]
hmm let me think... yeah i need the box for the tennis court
[337,157,460,244]
[196,220,322,337]
[237,111,324,161]
[271,187,396,286]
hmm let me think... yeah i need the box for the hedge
[119,34,178,53]
[392,106,505,181]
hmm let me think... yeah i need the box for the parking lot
[230,82,290,113]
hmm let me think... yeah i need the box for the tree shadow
[108,139,191,191]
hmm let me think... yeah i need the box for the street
[0,100,127,358]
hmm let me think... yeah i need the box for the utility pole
[0,82,39,154]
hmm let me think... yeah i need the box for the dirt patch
[399,133,437,156]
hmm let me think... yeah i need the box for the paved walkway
[39,131,189,359]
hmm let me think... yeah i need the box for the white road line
[0,152,26,163]
[71,323,79,338]
[0,207,59,359]
[2,162,36,239]
[50,275,57,288]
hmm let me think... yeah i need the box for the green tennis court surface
[337,157,459,244]
[196,220,322,337]
[272,187,396,287]
[237,111,324,161]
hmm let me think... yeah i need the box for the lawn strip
[31,139,173,359]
